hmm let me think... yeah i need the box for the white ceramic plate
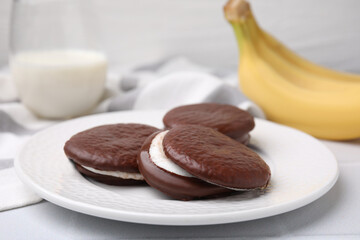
[15,110,338,226]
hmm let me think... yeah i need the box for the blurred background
[0,0,359,72]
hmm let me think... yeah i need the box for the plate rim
[14,110,339,226]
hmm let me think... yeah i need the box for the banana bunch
[224,0,360,140]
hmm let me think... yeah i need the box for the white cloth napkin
[0,57,264,211]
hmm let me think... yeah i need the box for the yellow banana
[245,17,360,92]
[259,24,360,83]
[224,0,360,140]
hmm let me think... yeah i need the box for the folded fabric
[0,168,42,211]
[0,57,264,211]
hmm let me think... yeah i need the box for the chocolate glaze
[64,123,159,172]
[74,162,145,186]
[163,125,271,190]
[163,103,255,144]
[138,132,233,200]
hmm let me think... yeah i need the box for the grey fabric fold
[0,110,33,135]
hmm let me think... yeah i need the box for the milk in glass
[11,50,107,119]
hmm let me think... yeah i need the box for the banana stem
[231,24,246,54]
[224,0,251,24]
[225,0,260,56]
[231,24,254,51]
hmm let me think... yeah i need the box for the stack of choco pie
[64,103,271,200]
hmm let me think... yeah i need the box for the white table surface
[0,139,359,239]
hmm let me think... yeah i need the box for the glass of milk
[10,0,107,119]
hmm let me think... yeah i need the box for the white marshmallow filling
[81,165,144,181]
[148,131,260,191]
[149,130,193,178]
